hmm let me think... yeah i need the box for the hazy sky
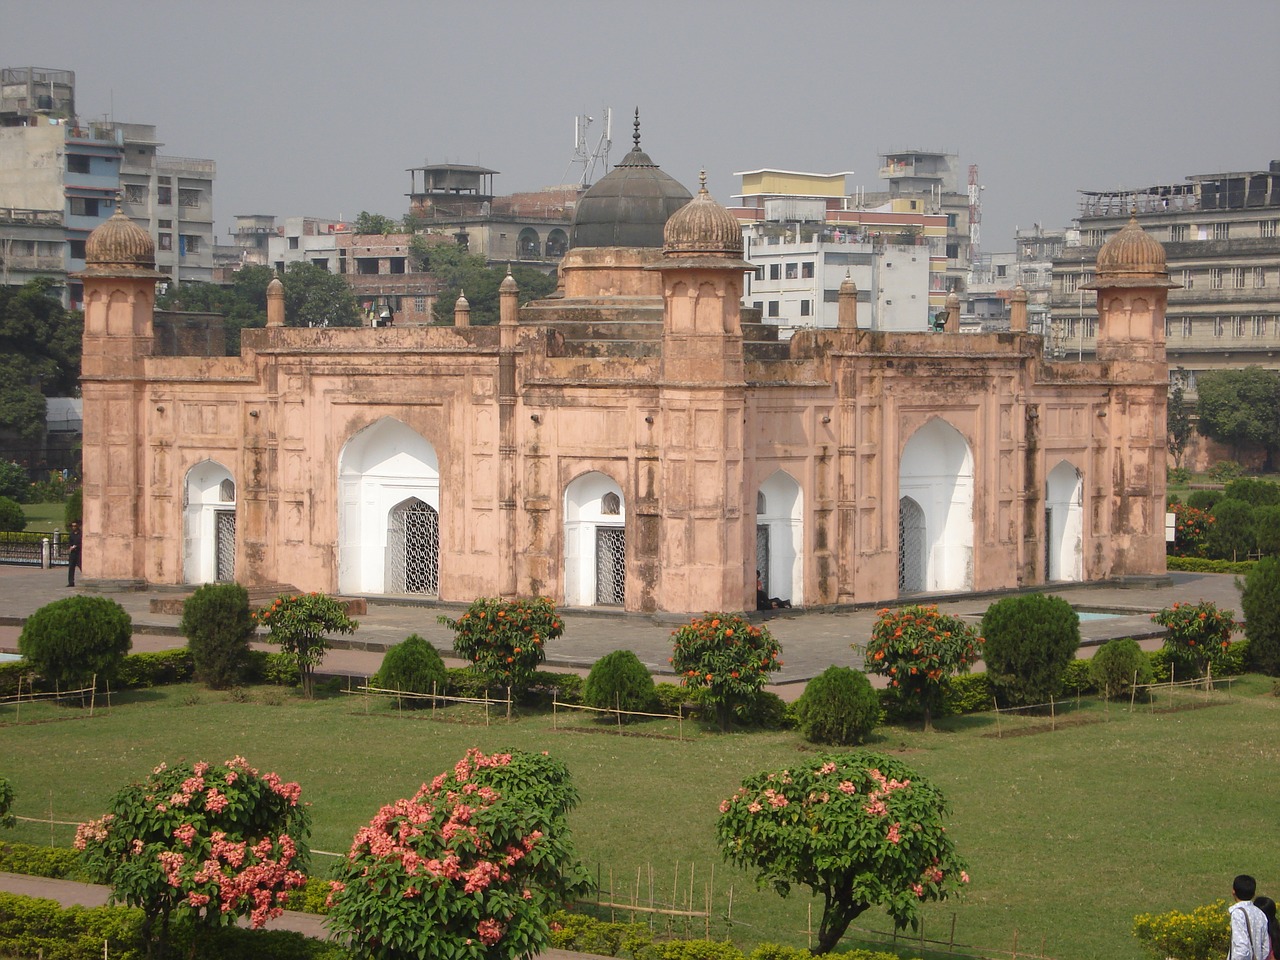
[6,0,1277,250]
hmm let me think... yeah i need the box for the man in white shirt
[1231,874,1271,960]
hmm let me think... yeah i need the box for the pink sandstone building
[76,136,1171,614]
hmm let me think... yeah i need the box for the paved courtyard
[0,564,1246,692]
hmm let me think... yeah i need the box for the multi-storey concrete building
[1050,162,1280,385]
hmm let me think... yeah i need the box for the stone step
[149,585,367,618]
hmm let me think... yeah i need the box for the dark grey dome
[569,113,691,249]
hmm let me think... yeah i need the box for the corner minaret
[1083,215,1177,363]
[75,208,167,587]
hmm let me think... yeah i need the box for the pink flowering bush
[1151,599,1237,679]
[326,747,591,960]
[75,756,310,959]
[670,613,782,730]
[439,597,564,690]
[716,751,969,955]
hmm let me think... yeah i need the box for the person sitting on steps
[756,570,791,610]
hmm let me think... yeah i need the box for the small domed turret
[79,208,166,278]
[663,172,743,257]
[1086,216,1176,289]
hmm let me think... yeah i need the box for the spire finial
[698,169,708,194]
[633,107,640,150]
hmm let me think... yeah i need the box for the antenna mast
[564,107,612,188]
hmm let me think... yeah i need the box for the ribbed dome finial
[1086,215,1177,289]
[663,172,743,257]
[78,207,166,279]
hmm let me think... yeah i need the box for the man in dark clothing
[66,522,81,587]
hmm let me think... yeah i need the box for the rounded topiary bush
[1243,557,1280,676]
[18,596,132,687]
[180,582,255,690]
[793,665,880,745]
[980,593,1080,707]
[1185,490,1222,511]
[376,633,447,703]
[0,496,25,533]
[583,649,655,716]
[1088,638,1153,699]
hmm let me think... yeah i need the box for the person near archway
[756,570,790,610]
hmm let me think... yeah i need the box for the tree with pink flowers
[326,748,591,960]
[716,751,969,955]
[75,756,310,960]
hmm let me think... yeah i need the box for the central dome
[569,111,692,250]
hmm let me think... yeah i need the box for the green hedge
[0,892,144,960]
[0,841,86,880]
[1166,556,1256,574]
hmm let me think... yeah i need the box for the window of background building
[1212,222,1230,241]
[158,233,172,251]
[1085,319,1097,339]
[1214,317,1224,337]
[311,259,329,271]
[1210,268,1224,289]
[357,258,378,275]
[68,197,99,217]
[158,219,171,229]
[800,300,811,317]
[801,261,814,278]
[68,239,86,259]
[1261,220,1279,239]
[1233,316,1246,337]
[414,296,426,312]
[1169,224,1187,242]
[66,155,90,174]
[1064,273,1079,294]
[1181,269,1194,289]
[1254,267,1266,288]
[1252,315,1268,337]
[288,236,299,249]
[753,301,763,311]
[124,184,146,204]
[785,262,798,279]
[157,186,172,205]
[1233,268,1246,289]
[945,243,960,259]
[767,301,779,318]
[389,257,406,274]
[769,263,780,280]
[754,266,764,281]
[1182,317,1193,338]
[180,235,200,254]
[179,188,201,208]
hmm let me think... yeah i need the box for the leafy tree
[1224,477,1280,507]
[353,211,398,236]
[980,594,1079,706]
[0,461,27,502]
[1242,558,1280,675]
[256,593,357,698]
[1167,378,1192,469]
[1206,498,1255,560]
[18,596,132,688]
[793,665,880,746]
[0,279,83,443]
[179,583,256,689]
[158,266,271,355]
[0,775,13,829]
[0,497,25,532]
[440,597,563,691]
[415,240,557,325]
[75,756,310,959]
[1255,505,1280,556]
[282,261,360,329]
[863,604,982,731]
[670,613,782,730]
[1195,367,1280,464]
[326,748,592,960]
[716,751,970,954]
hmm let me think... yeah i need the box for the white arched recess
[757,470,803,605]
[338,418,440,595]
[184,460,236,584]
[563,472,626,607]
[1046,459,1084,582]
[898,419,974,593]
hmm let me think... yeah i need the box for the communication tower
[564,108,612,189]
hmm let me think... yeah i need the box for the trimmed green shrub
[0,841,83,879]
[375,633,447,703]
[1254,505,1280,556]
[733,690,793,730]
[261,651,302,687]
[793,665,880,745]
[1243,557,1280,675]
[1089,639,1153,699]
[179,583,255,689]
[1133,899,1229,960]
[1166,556,1255,574]
[64,486,82,527]
[1206,498,1255,560]
[1185,490,1222,511]
[1209,460,1244,483]
[284,875,334,915]
[0,496,25,532]
[652,681,703,718]
[547,911,652,956]
[0,892,144,960]
[1225,477,1280,506]
[18,596,132,688]
[0,777,12,829]
[112,649,193,688]
[523,670,584,706]
[1060,658,1097,696]
[941,672,993,714]
[980,593,1080,706]
[637,941,744,960]
[583,649,656,715]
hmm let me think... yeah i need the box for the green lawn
[2,679,1275,960]
[19,501,68,533]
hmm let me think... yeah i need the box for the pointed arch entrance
[756,470,803,605]
[898,496,926,593]
[338,418,440,595]
[898,419,974,594]
[1046,460,1084,582]
[563,472,626,607]
[183,460,236,584]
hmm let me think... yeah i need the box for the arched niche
[756,469,803,605]
[183,459,236,584]
[563,471,626,607]
[898,418,974,593]
[1046,460,1084,582]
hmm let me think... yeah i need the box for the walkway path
[0,565,1245,693]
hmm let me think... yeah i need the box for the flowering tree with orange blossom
[863,605,982,732]
[440,597,564,691]
[670,613,781,730]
